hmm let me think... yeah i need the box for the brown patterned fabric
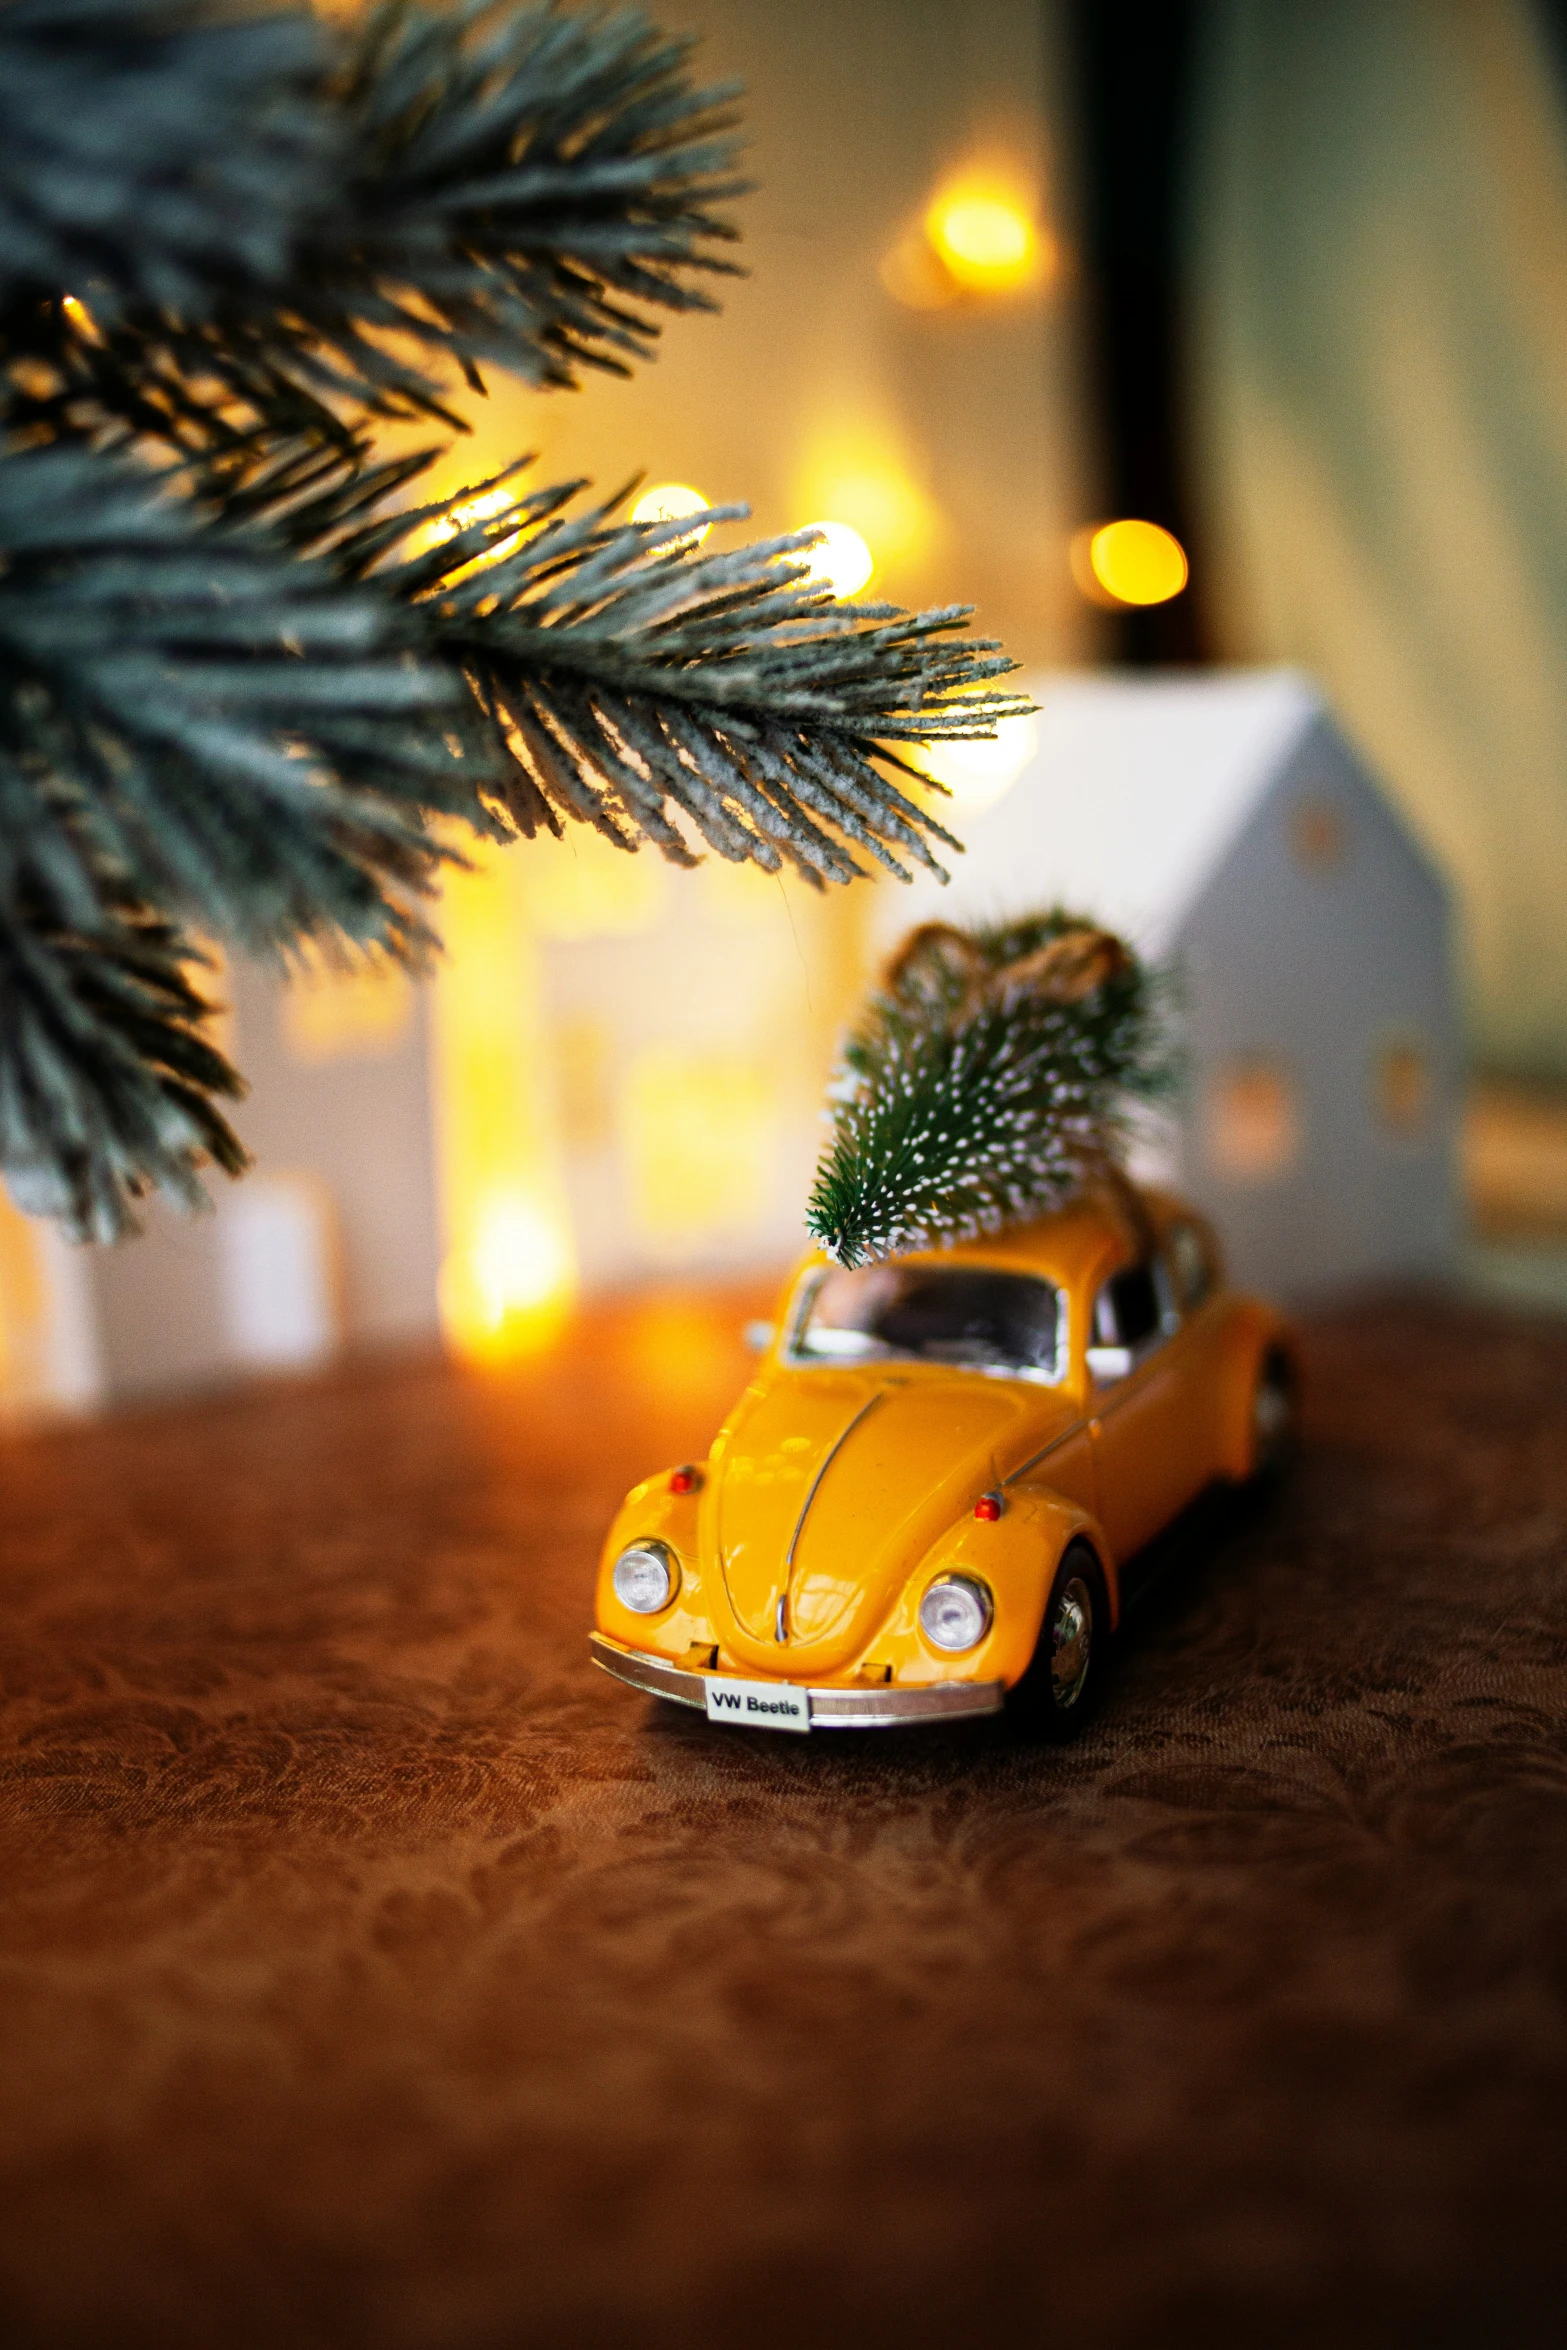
[1,1292,1566,2349]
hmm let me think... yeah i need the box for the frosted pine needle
[806,912,1170,1267]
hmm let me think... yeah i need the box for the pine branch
[806,916,1172,1268]
[1,0,746,459]
[0,0,332,324]
[0,442,499,963]
[343,469,1032,886]
[0,878,246,1243]
[330,0,746,400]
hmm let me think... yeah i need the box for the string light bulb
[799,520,874,597]
[914,712,1038,816]
[924,181,1051,295]
[439,1187,576,1361]
[411,482,523,566]
[1072,518,1189,608]
[630,482,712,547]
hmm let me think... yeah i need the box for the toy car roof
[801,1188,1198,1295]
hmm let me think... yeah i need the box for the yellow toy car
[590,1187,1296,1738]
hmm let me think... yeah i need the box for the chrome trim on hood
[784,1388,886,1571]
[1003,1418,1088,1488]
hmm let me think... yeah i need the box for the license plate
[704,1676,811,1733]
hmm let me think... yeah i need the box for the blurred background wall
[1187,0,1567,1084]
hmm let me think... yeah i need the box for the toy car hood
[705,1358,1076,1668]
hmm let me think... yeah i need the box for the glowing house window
[283,952,411,1064]
[1375,1040,1431,1139]
[623,1047,774,1244]
[0,1186,48,1415]
[1205,1058,1302,1185]
[432,839,576,1361]
[1291,796,1347,871]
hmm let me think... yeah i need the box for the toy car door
[1084,1256,1199,1559]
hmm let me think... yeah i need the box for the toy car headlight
[612,1541,678,1615]
[919,1575,993,1653]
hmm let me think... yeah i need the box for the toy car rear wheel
[1010,1542,1109,1742]
[1250,1346,1300,1481]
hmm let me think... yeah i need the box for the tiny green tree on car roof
[806,912,1171,1269]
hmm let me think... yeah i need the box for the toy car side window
[1166,1219,1215,1313]
[1093,1261,1163,1354]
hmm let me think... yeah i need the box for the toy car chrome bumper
[589,1633,1005,1729]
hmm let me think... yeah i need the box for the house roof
[888,667,1327,958]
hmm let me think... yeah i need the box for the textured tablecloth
[2,1289,1566,2349]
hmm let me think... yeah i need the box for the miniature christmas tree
[0,0,1027,1239]
[806,912,1170,1267]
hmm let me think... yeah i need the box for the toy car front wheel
[1010,1542,1109,1742]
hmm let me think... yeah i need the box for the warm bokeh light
[1376,1040,1432,1138]
[698,854,790,924]
[793,419,939,577]
[0,1186,97,1421]
[60,293,101,343]
[440,1188,576,1355]
[799,520,875,597]
[624,1045,774,1244]
[1075,518,1189,607]
[0,1184,48,1418]
[630,482,713,546]
[924,182,1050,294]
[282,949,411,1065]
[621,1292,748,1410]
[879,229,960,310]
[553,1014,615,1153]
[410,482,523,567]
[1206,1059,1301,1183]
[449,485,513,530]
[913,711,1040,816]
[515,823,667,941]
[930,193,1030,280]
[433,838,577,1363]
[811,469,932,570]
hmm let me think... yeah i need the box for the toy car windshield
[788,1264,1064,1380]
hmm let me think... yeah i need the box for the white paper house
[882,669,1461,1298]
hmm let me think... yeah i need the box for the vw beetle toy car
[590,1188,1296,1739]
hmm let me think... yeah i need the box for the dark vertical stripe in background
[1067,0,1207,665]
[1534,0,1567,100]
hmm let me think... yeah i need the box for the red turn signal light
[973,1492,1003,1522]
[669,1466,702,1496]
